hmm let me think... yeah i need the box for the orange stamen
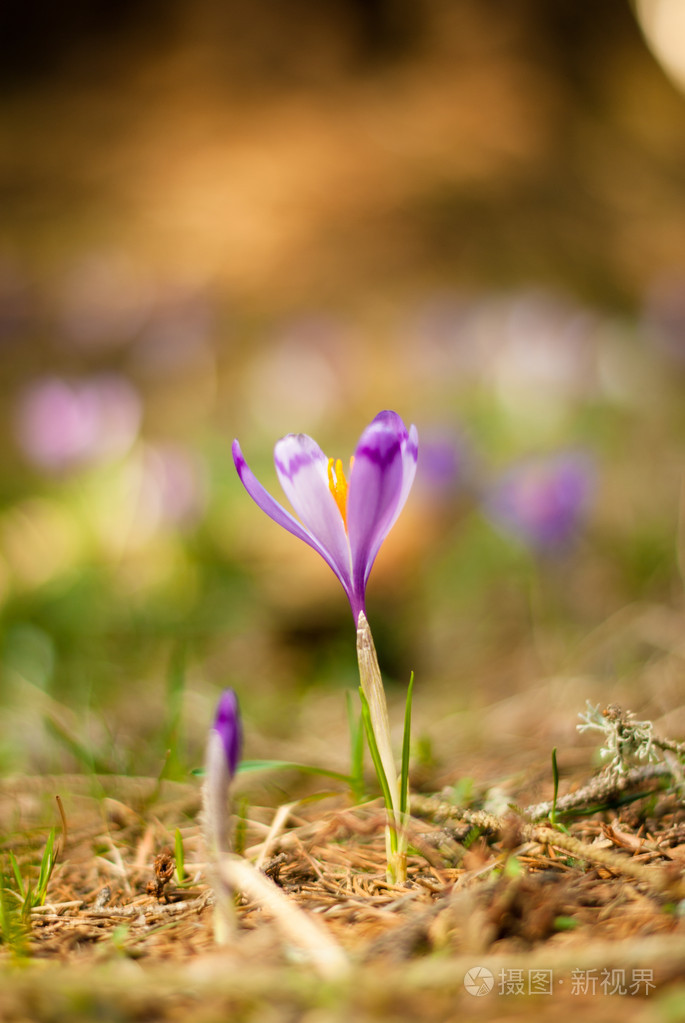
[328,457,350,526]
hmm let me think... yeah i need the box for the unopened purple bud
[212,689,242,778]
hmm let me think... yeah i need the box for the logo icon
[463,967,495,996]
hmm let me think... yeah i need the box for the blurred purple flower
[484,452,595,551]
[415,428,470,502]
[233,410,418,622]
[15,374,142,472]
[211,688,242,779]
[139,444,208,529]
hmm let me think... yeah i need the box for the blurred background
[2,0,685,798]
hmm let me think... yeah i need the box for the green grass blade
[44,718,111,775]
[234,796,249,858]
[0,867,27,956]
[8,853,25,900]
[35,829,56,906]
[0,868,11,941]
[236,760,357,786]
[174,828,185,885]
[358,688,397,853]
[400,672,414,816]
[550,747,559,828]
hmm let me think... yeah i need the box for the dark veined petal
[232,438,355,602]
[274,433,352,590]
[347,412,418,615]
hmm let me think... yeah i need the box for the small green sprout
[174,828,186,886]
[548,748,570,833]
[0,828,58,957]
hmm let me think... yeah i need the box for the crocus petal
[347,412,418,610]
[274,433,352,592]
[233,439,313,544]
[393,422,419,531]
[232,439,354,602]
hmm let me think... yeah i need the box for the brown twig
[410,761,672,830]
[411,767,684,898]
[527,825,681,895]
[523,762,672,821]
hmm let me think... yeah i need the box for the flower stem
[356,611,408,883]
[201,730,235,941]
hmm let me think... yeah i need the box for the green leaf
[8,853,25,900]
[0,867,28,956]
[554,915,579,931]
[503,855,523,878]
[236,759,356,785]
[174,828,185,886]
[35,829,56,906]
[234,796,250,858]
[44,718,111,776]
[358,687,397,854]
[550,746,559,828]
[400,672,414,816]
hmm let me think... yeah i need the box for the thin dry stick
[254,802,297,871]
[31,901,83,916]
[525,825,679,893]
[654,736,685,757]
[218,855,350,980]
[523,762,672,821]
[411,761,672,829]
[32,896,210,922]
[411,789,684,898]
[409,795,506,833]
[55,794,68,859]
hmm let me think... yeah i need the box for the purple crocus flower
[204,688,242,857]
[232,410,419,622]
[211,688,242,779]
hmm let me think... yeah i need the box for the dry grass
[2,751,685,1022]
